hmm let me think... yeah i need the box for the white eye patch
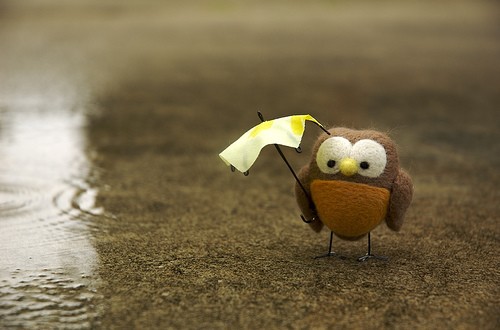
[316,136,351,174]
[316,137,387,178]
[350,139,387,178]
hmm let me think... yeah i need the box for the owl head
[308,127,401,189]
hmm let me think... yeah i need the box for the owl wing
[295,165,324,232]
[386,168,413,231]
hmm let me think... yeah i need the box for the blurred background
[1,0,499,328]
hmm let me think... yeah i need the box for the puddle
[0,109,102,328]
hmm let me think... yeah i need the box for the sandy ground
[1,0,499,329]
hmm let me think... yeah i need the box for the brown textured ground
[1,0,499,329]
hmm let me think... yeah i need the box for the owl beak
[339,158,358,177]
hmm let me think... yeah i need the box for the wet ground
[1,0,499,329]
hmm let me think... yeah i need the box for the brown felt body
[311,180,389,238]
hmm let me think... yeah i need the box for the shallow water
[0,110,103,327]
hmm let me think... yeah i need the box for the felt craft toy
[219,112,413,261]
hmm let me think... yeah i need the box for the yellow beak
[339,158,358,176]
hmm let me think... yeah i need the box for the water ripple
[0,174,103,328]
[53,183,104,219]
[0,180,43,217]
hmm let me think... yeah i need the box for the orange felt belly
[311,180,390,239]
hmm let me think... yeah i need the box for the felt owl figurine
[295,127,413,261]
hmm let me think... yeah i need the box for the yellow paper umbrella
[219,114,325,173]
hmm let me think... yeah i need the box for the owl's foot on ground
[357,254,388,262]
[314,231,347,259]
[314,252,347,259]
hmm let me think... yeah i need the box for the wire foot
[314,231,346,259]
[357,232,388,262]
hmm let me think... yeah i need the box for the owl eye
[351,139,387,178]
[316,136,352,174]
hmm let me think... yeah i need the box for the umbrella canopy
[219,114,324,173]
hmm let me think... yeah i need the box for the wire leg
[314,232,345,259]
[357,232,388,262]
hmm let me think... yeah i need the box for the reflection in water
[0,109,102,327]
